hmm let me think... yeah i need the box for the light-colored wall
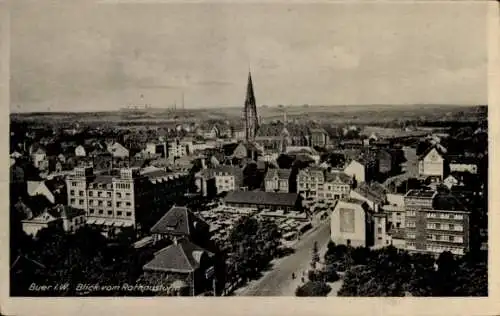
[420,148,444,178]
[344,160,365,183]
[449,163,477,174]
[330,201,366,247]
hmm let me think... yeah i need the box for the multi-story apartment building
[297,168,352,202]
[264,168,292,193]
[168,138,190,158]
[404,189,470,256]
[66,166,189,234]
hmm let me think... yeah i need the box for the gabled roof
[418,144,447,160]
[265,168,292,181]
[354,182,387,204]
[150,206,208,235]
[143,239,213,273]
[325,171,352,184]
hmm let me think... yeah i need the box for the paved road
[237,221,331,296]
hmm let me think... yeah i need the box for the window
[107,211,112,215]
[407,210,416,217]
[396,212,401,216]
[107,201,112,207]
[98,210,103,215]
[98,191,102,197]
[407,221,416,228]
[79,199,84,205]
[79,191,84,197]
[448,224,454,231]
[107,192,112,198]
[435,223,441,230]
[427,234,433,240]
[89,209,95,214]
[407,233,416,239]
[396,222,401,228]
[117,192,122,198]
[377,227,382,234]
[98,201,103,206]
[126,202,131,206]
[70,198,75,204]
[89,200,94,206]
[449,214,454,220]
[89,191,93,197]
[117,202,122,207]
[449,235,455,242]
[117,211,122,216]
[72,182,77,186]
[70,190,75,195]
[126,193,131,198]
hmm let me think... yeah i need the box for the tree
[311,241,320,269]
[295,281,331,297]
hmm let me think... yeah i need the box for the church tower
[243,71,259,141]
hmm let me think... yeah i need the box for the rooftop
[150,206,208,236]
[265,168,292,181]
[143,239,213,273]
[225,191,300,207]
[405,189,436,199]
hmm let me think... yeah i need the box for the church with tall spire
[243,71,259,141]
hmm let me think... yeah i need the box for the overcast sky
[10,2,488,112]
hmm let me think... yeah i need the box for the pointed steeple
[245,72,256,108]
[243,71,259,142]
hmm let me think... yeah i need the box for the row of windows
[406,221,416,228]
[426,212,464,220]
[426,245,464,255]
[427,223,464,231]
[406,210,416,217]
[88,209,133,217]
[116,183,131,189]
[427,234,464,243]
[70,199,84,205]
[88,200,132,207]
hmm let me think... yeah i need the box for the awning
[114,222,124,228]
[95,219,105,225]
[86,219,96,225]
[122,222,133,227]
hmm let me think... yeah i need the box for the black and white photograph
[7,0,491,302]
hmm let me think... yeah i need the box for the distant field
[10,104,486,126]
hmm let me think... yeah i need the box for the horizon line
[10,103,486,115]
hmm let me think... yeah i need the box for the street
[236,221,331,296]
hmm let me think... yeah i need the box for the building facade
[66,166,189,233]
[264,168,292,193]
[297,168,352,202]
[418,147,447,180]
[330,198,374,247]
[404,190,470,256]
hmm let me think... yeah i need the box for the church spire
[244,71,258,141]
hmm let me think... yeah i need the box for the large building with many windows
[297,168,353,202]
[404,189,470,256]
[65,166,189,234]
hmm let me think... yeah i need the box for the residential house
[297,168,352,202]
[343,150,379,184]
[264,168,292,193]
[26,177,66,204]
[142,238,215,296]
[150,206,210,247]
[21,210,61,236]
[75,145,93,157]
[330,198,374,247]
[31,147,47,169]
[309,128,329,147]
[349,181,387,212]
[107,142,130,159]
[203,125,219,140]
[418,145,448,180]
[286,146,321,164]
[51,204,86,233]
